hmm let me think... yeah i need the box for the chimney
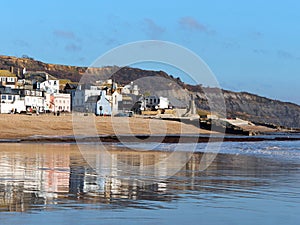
[10,66,14,74]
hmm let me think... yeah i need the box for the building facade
[0,70,18,89]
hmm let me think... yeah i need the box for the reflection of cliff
[0,144,298,212]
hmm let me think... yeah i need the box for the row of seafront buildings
[67,79,171,116]
[0,68,172,115]
[0,69,70,114]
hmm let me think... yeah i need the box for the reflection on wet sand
[0,143,298,212]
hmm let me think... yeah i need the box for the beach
[1,114,299,143]
[0,113,214,139]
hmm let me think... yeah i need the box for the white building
[40,80,59,94]
[0,88,46,113]
[0,93,25,113]
[121,82,139,95]
[23,89,45,112]
[158,97,169,109]
[54,93,71,112]
[45,93,71,112]
[111,91,122,114]
[0,70,18,89]
[96,90,112,116]
[142,96,169,110]
[72,85,102,112]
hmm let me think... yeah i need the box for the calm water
[0,141,300,225]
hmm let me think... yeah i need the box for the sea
[0,139,300,225]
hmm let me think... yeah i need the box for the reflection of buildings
[0,145,70,212]
[68,150,177,200]
[0,144,291,212]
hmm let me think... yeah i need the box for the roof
[64,83,78,89]
[24,71,57,82]
[59,79,72,85]
[86,95,100,103]
[0,70,17,77]
[0,86,19,94]
[122,93,141,102]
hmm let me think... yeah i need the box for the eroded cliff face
[223,91,300,128]
[195,90,300,128]
[1,55,299,128]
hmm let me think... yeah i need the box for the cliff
[1,55,299,128]
[196,90,300,129]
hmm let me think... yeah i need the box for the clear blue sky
[1,0,299,104]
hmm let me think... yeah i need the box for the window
[7,95,12,100]
[8,77,16,82]
[1,95,6,100]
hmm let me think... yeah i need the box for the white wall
[0,98,26,113]
[72,89,101,111]
[158,97,169,109]
[25,96,44,110]
[40,80,59,94]
[53,93,71,112]
[112,91,122,113]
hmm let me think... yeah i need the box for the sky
[1,0,299,104]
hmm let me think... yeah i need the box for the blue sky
[1,0,299,104]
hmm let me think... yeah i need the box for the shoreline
[1,133,299,144]
[1,114,299,144]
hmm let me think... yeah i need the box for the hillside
[1,55,299,128]
[196,90,300,129]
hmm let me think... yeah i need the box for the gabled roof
[24,71,57,82]
[86,95,100,103]
[86,95,111,104]
[0,70,17,77]
[64,83,78,89]
[122,93,141,102]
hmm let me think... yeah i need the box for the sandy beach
[0,113,214,139]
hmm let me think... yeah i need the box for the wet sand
[1,142,300,223]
